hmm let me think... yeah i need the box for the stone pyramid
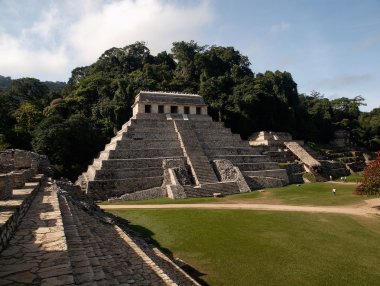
[77,91,288,201]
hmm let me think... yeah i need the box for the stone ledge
[0,174,45,252]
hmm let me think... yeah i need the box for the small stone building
[132,91,208,116]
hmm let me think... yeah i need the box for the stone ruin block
[0,149,52,176]
[0,174,12,200]
[11,171,26,188]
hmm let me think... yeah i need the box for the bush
[356,151,380,196]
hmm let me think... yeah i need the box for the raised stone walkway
[0,182,199,285]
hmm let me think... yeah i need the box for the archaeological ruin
[249,131,367,182]
[77,91,289,201]
[0,149,200,285]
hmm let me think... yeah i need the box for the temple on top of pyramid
[76,91,289,201]
[132,91,208,116]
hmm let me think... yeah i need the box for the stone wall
[108,187,167,202]
[0,174,12,200]
[282,163,305,184]
[0,149,52,176]
[212,159,250,193]
[0,177,44,252]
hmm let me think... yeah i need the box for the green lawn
[111,209,380,286]
[346,171,364,183]
[100,182,371,206]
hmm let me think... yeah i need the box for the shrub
[356,151,380,196]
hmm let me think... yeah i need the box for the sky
[0,0,379,111]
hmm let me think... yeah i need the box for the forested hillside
[0,41,378,179]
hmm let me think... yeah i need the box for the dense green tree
[1,41,378,180]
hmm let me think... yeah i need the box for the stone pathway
[0,183,199,285]
[0,182,74,285]
[100,203,380,217]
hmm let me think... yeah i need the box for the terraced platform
[78,91,288,201]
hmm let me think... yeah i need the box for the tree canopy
[0,41,378,179]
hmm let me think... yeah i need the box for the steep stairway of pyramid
[79,115,185,200]
[173,120,219,184]
[284,142,321,169]
[191,120,289,189]
[173,118,241,196]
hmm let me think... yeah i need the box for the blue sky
[0,0,379,111]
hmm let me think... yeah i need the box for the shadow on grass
[128,223,209,286]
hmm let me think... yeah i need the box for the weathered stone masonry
[78,91,289,200]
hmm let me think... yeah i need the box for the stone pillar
[11,171,25,188]
[0,174,12,200]
[190,106,196,115]
[164,105,171,114]
[151,104,158,114]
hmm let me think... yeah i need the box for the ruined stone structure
[249,131,353,181]
[78,91,288,201]
[249,131,305,183]
[0,149,199,284]
[330,129,351,147]
[0,149,52,201]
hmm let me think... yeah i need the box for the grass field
[346,171,364,183]
[110,209,380,286]
[101,182,371,206]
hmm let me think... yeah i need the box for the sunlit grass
[111,209,380,286]
[100,182,371,206]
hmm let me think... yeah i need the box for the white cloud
[0,0,214,81]
[271,21,290,33]
[67,0,214,64]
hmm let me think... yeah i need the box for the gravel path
[100,202,380,217]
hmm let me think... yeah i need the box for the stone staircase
[173,120,241,196]
[284,142,321,169]
[173,120,219,185]
[192,122,288,189]
[78,116,185,200]
[0,181,199,285]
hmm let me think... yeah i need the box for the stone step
[197,133,242,141]
[101,156,185,169]
[116,139,181,149]
[134,113,168,120]
[122,131,178,140]
[126,126,177,133]
[87,176,164,200]
[187,115,213,121]
[243,169,289,180]
[235,162,281,171]
[194,128,233,136]
[108,148,183,159]
[129,119,174,128]
[60,193,177,284]
[98,150,109,160]
[110,134,123,144]
[59,195,107,284]
[200,140,249,148]
[190,121,225,128]
[204,147,262,156]
[94,167,163,180]
[104,142,117,152]
[245,176,287,189]
[183,182,241,197]
[212,155,271,164]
